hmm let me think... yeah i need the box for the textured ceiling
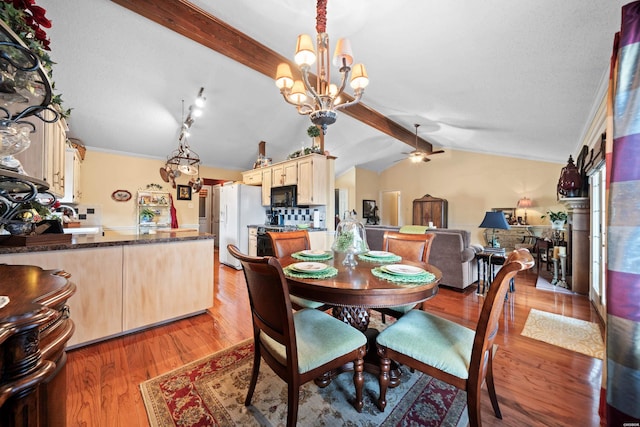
[38,0,624,176]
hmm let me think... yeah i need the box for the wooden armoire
[412,194,448,228]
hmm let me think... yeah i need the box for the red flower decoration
[8,0,53,49]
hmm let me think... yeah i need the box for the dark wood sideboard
[412,194,448,228]
[0,264,76,427]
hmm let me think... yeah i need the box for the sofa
[365,225,478,290]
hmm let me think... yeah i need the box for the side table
[476,252,514,295]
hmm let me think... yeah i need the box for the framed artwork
[492,207,516,224]
[362,199,377,218]
[177,185,192,201]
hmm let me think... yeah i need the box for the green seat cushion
[387,304,416,314]
[376,309,475,379]
[261,309,367,374]
[290,295,326,309]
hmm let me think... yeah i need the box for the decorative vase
[557,155,582,197]
[552,219,566,230]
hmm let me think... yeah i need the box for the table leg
[477,257,487,295]
[329,306,401,388]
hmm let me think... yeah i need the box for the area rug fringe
[140,338,469,426]
[521,308,604,359]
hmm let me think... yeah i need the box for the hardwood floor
[65,257,603,426]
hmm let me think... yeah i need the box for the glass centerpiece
[331,211,369,267]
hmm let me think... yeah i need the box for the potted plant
[307,125,321,139]
[140,208,155,223]
[542,210,568,230]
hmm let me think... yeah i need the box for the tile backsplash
[74,204,102,226]
[271,206,326,228]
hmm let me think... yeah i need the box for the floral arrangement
[16,198,60,222]
[0,0,71,117]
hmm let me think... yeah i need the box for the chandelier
[165,88,205,177]
[275,0,369,134]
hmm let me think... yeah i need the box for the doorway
[380,191,401,226]
[198,182,221,246]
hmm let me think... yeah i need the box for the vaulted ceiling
[38,0,623,176]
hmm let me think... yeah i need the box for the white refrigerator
[218,182,264,269]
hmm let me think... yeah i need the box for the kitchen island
[0,232,214,348]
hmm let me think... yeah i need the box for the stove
[256,225,298,256]
[257,225,298,233]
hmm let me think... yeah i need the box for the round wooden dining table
[281,252,442,387]
[281,252,442,331]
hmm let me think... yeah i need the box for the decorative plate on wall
[111,189,132,202]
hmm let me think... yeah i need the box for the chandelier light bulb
[289,80,307,104]
[275,63,294,89]
[332,38,353,67]
[294,34,317,66]
[350,64,369,90]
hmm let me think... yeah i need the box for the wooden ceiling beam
[110,0,434,153]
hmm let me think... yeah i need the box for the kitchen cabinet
[59,147,82,203]
[272,160,297,187]
[248,226,258,256]
[412,194,448,228]
[297,155,327,205]
[261,168,272,206]
[242,154,329,207]
[242,169,262,185]
[14,109,68,197]
[122,240,214,330]
[0,235,214,348]
[0,247,122,348]
[137,190,172,233]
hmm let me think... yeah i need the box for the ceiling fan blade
[422,157,431,162]
[427,150,445,155]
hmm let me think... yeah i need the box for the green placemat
[358,253,402,263]
[284,265,338,279]
[371,267,436,286]
[292,251,334,261]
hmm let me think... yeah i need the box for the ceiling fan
[403,124,445,163]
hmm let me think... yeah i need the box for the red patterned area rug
[140,339,468,427]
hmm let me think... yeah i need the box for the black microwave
[271,185,297,207]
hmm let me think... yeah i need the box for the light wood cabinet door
[44,110,67,197]
[262,168,272,206]
[297,155,327,205]
[59,148,82,203]
[14,109,67,197]
[0,247,124,347]
[122,240,214,330]
[242,169,262,185]
[272,160,297,187]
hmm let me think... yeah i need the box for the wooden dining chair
[227,245,367,427]
[268,230,331,311]
[375,248,534,426]
[373,231,437,322]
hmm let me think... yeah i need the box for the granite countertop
[0,231,214,255]
[247,224,328,232]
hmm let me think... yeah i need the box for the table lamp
[479,211,511,248]
[517,197,532,224]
